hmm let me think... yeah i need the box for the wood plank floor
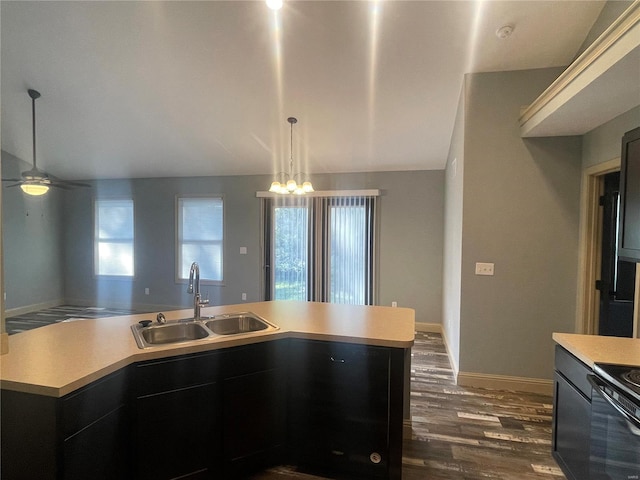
[5,305,141,335]
[251,331,565,480]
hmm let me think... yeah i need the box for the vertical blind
[264,194,377,305]
[323,196,376,305]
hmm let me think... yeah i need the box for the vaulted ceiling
[1,1,605,180]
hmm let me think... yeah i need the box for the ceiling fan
[2,89,90,196]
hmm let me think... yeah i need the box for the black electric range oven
[588,364,640,480]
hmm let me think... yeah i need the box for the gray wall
[582,105,640,169]
[1,151,65,310]
[574,0,634,60]
[442,87,465,372]
[458,68,583,380]
[60,170,444,322]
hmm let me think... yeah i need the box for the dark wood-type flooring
[251,331,565,480]
[6,307,565,479]
[5,305,143,335]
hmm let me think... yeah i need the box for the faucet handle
[199,297,210,307]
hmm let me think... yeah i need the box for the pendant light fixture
[269,117,314,195]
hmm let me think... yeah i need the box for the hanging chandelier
[269,117,314,195]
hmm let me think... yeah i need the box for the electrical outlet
[144,288,150,295]
[242,293,247,301]
[391,301,397,307]
[240,247,247,254]
[475,262,495,276]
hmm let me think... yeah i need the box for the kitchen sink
[133,321,210,348]
[131,312,278,348]
[205,313,274,335]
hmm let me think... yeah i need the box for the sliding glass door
[264,195,377,305]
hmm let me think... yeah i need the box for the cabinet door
[63,405,129,480]
[288,340,390,478]
[553,372,591,480]
[135,382,219,480]
[62,368,130,480]
[223,368,286,475]
[619,126,640,262]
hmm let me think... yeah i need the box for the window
[263,194,377,305]
[95,199,134,277]
[177,196,224,283]
[273,202,309,300]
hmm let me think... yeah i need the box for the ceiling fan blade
[56,180,91,188]
[48,175,91,188]
[49,183,73,191]
[4,183,24,188]
[2,178,23,182]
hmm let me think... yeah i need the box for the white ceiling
[1,0,605,181]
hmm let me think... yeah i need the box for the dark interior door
[598,171,636,337]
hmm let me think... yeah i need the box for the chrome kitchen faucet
[187,262,209,320]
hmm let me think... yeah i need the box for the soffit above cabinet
[520,1,640,138]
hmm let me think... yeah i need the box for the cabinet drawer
[220,340,286,379]
[289,340,390,383]
[62,368,128,438]
[554,346,591,399]
[134,350,220,396]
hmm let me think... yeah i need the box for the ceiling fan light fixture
[1,88,91,195]
[20,182,49,196]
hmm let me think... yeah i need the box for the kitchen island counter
[1,301,415,397]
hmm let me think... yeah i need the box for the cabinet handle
[330,356,345,363]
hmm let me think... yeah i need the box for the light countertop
[553,332,640,368]
[0,301,415,397]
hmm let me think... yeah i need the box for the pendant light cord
[288,116,297,178]
[32,95,37,169]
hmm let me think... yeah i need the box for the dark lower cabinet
[287,339,404,480]
[135,383,219,480]
[133,351,222,480]
[221,341,287,476]
[553,346,592,480]
[222,368,286,476]
[63,404,129,480]
[1,337,406,480]
[0,368,129,480]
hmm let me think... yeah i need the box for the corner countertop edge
[553,332,640,369]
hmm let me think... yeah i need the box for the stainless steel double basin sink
[131,312,278,349]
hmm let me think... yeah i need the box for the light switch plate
[240,247,247,254]
[475,262,495,276]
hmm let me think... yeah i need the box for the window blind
[177,197,224,282]
[95,199,134,276]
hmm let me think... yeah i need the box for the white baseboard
[440,327,459,382]
[5,299,64,318]
[457,371,553,396]
[415,323,551,395]
[415,322,441,333]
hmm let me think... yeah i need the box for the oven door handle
[588,374,640,434]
